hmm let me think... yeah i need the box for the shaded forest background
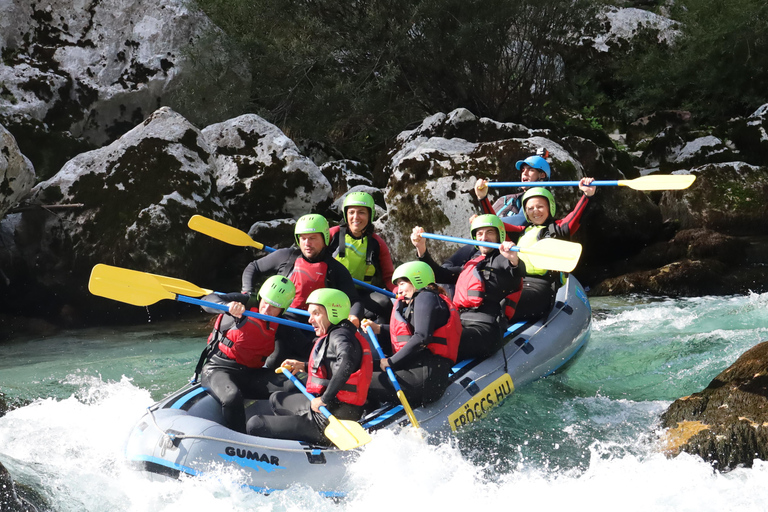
[172,0,768,167]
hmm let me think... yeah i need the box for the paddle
[188,215,396,299]
[420,233,582,273]
[365,326,420,429]
[487,174,696,191]
[88,264,315,331]
[277,367,372,450]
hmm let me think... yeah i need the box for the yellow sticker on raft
[448,373,515,431]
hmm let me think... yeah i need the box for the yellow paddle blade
[89,264,174,306]
[188,215,263,249]
[149,273,212,297]
[324,416,372,450]
[396,390,421,429]
[619,174,696,191]
[522,239,582,273]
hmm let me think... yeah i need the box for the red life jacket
[305,328,372,406]
[502,285,523,320]
[389,293,462,362]
[288,256,328,309]
[452,254,487,309]
[207,312,277,368]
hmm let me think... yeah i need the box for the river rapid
[2,292,768,511]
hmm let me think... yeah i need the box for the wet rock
[0,124,35,218]
[0,461,39,512]
[659,163,768,235]
[589,228,765,296]
[660,340,768,471]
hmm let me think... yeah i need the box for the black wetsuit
[368,288,453,408]
[420,248,524,361]
[246,320,364,444]
[241,247,363,366]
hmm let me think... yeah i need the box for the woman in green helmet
[504,178,596,322]
[362,261,462,407]
[247,288,373,444]
[195,275,296,434]
[328,190,396,322]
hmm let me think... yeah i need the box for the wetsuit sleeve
[373,234,396,291]
[419,249,462,284]
[554,194,590,238]
[240,248,295,293]
[199,292,251,315]
[321,326,363,405]
[388,292,448,369]
[480,196,496,215]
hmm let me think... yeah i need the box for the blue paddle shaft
[279,367,333,419]
[421,232,518,252]
[262,243,396,298]
[488,181,617,188]
[365,326,404,393]
[175,295,315,332]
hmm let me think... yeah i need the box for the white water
[2,292,768,511]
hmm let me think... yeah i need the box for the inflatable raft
[124,275,591,496]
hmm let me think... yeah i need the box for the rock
[586,7,681,54]
[589,228,764,296]
[1,106,231,322]
[202,114,333,228]
[659,163,768,234]
[727,103,768,167]
[0,124,36,218]
[379,108,664,273]
[0,461,39,512]
[626,110,691,151]
[660,340,768,471]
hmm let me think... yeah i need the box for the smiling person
[195,275,296,434]
[328,191,395,322]
[474,154,551,226]
[361,261,462,408]
[241,214,364,367]
[246,289,372,444]
[503,178,596,323]
[411,214,525,361]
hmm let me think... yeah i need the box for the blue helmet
[515,155,551,179]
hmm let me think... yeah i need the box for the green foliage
[188,0,596,161]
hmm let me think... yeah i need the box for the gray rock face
[0,0,246,146]
[0,124,35,218]
[661,340,768,471]
[202,114,333,229]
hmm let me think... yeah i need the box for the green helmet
[392,261,435,291]
[342,191,375,223]
[294,214,330,246]
[258,275,296,309]
[306,288,350,325]
[521,187,556,221]
[470,214,506,243]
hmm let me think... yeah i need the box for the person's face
[525,197,550,225]
[474,226,500,254]
[395,278,416,300]
[346,206,370,237]
[308,304,331,335]
[520,164,547,186]
[259,299,282,317]
[299,232,325,259]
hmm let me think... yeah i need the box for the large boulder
[1,106,229,322]
[660,340,768,471]
[202,114,333,229]
[0,0,249,178]
[378,108,665,281]
[727,103,768,167]
[0,124,35,218]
